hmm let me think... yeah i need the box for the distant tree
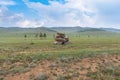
[39,32,43,39]
[24,34,27,38]
[43,33,47,38]
[88,35,90,37]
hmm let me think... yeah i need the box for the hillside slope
[0,27,56,37]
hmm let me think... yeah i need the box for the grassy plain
[0,32,120,80]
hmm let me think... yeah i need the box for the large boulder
[54,33,69,45]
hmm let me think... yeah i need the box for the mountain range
[0,27,120,33]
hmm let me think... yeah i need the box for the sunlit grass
[0,34,120,61]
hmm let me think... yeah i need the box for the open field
[0,32,120,80]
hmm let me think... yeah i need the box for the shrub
[35,73,48,80]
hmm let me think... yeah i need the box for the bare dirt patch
[2,54,120,80]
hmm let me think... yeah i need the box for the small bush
[0,77,4,80]
[56,75,65,80]
[10,66,30,74]
[29,62,36,68]
[0,70,8,75]
[35,73,48,80]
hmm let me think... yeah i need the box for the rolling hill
[51,26,83,33]
[0,27,56,37]
[50,27,120,33]
[0,27,120,37]
[50,27,120,37]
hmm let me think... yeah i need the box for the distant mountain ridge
[0,27,57,37]
[100,28,120,33]
[0,27,56,33]
[50,27,120,33]
[51,27,83,33]
[0,27,120,34]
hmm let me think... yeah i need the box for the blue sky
[0,0,120,29]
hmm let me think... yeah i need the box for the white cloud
[0,6,24,27]
[16,20,44,28]
[22,0,120,28]
[0,6,8,17]
[0,6,44,28]
[23,0,97,27]
[0,0,16,6]
[0,1,44,28]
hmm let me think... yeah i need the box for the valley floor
[0,36,120,80]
